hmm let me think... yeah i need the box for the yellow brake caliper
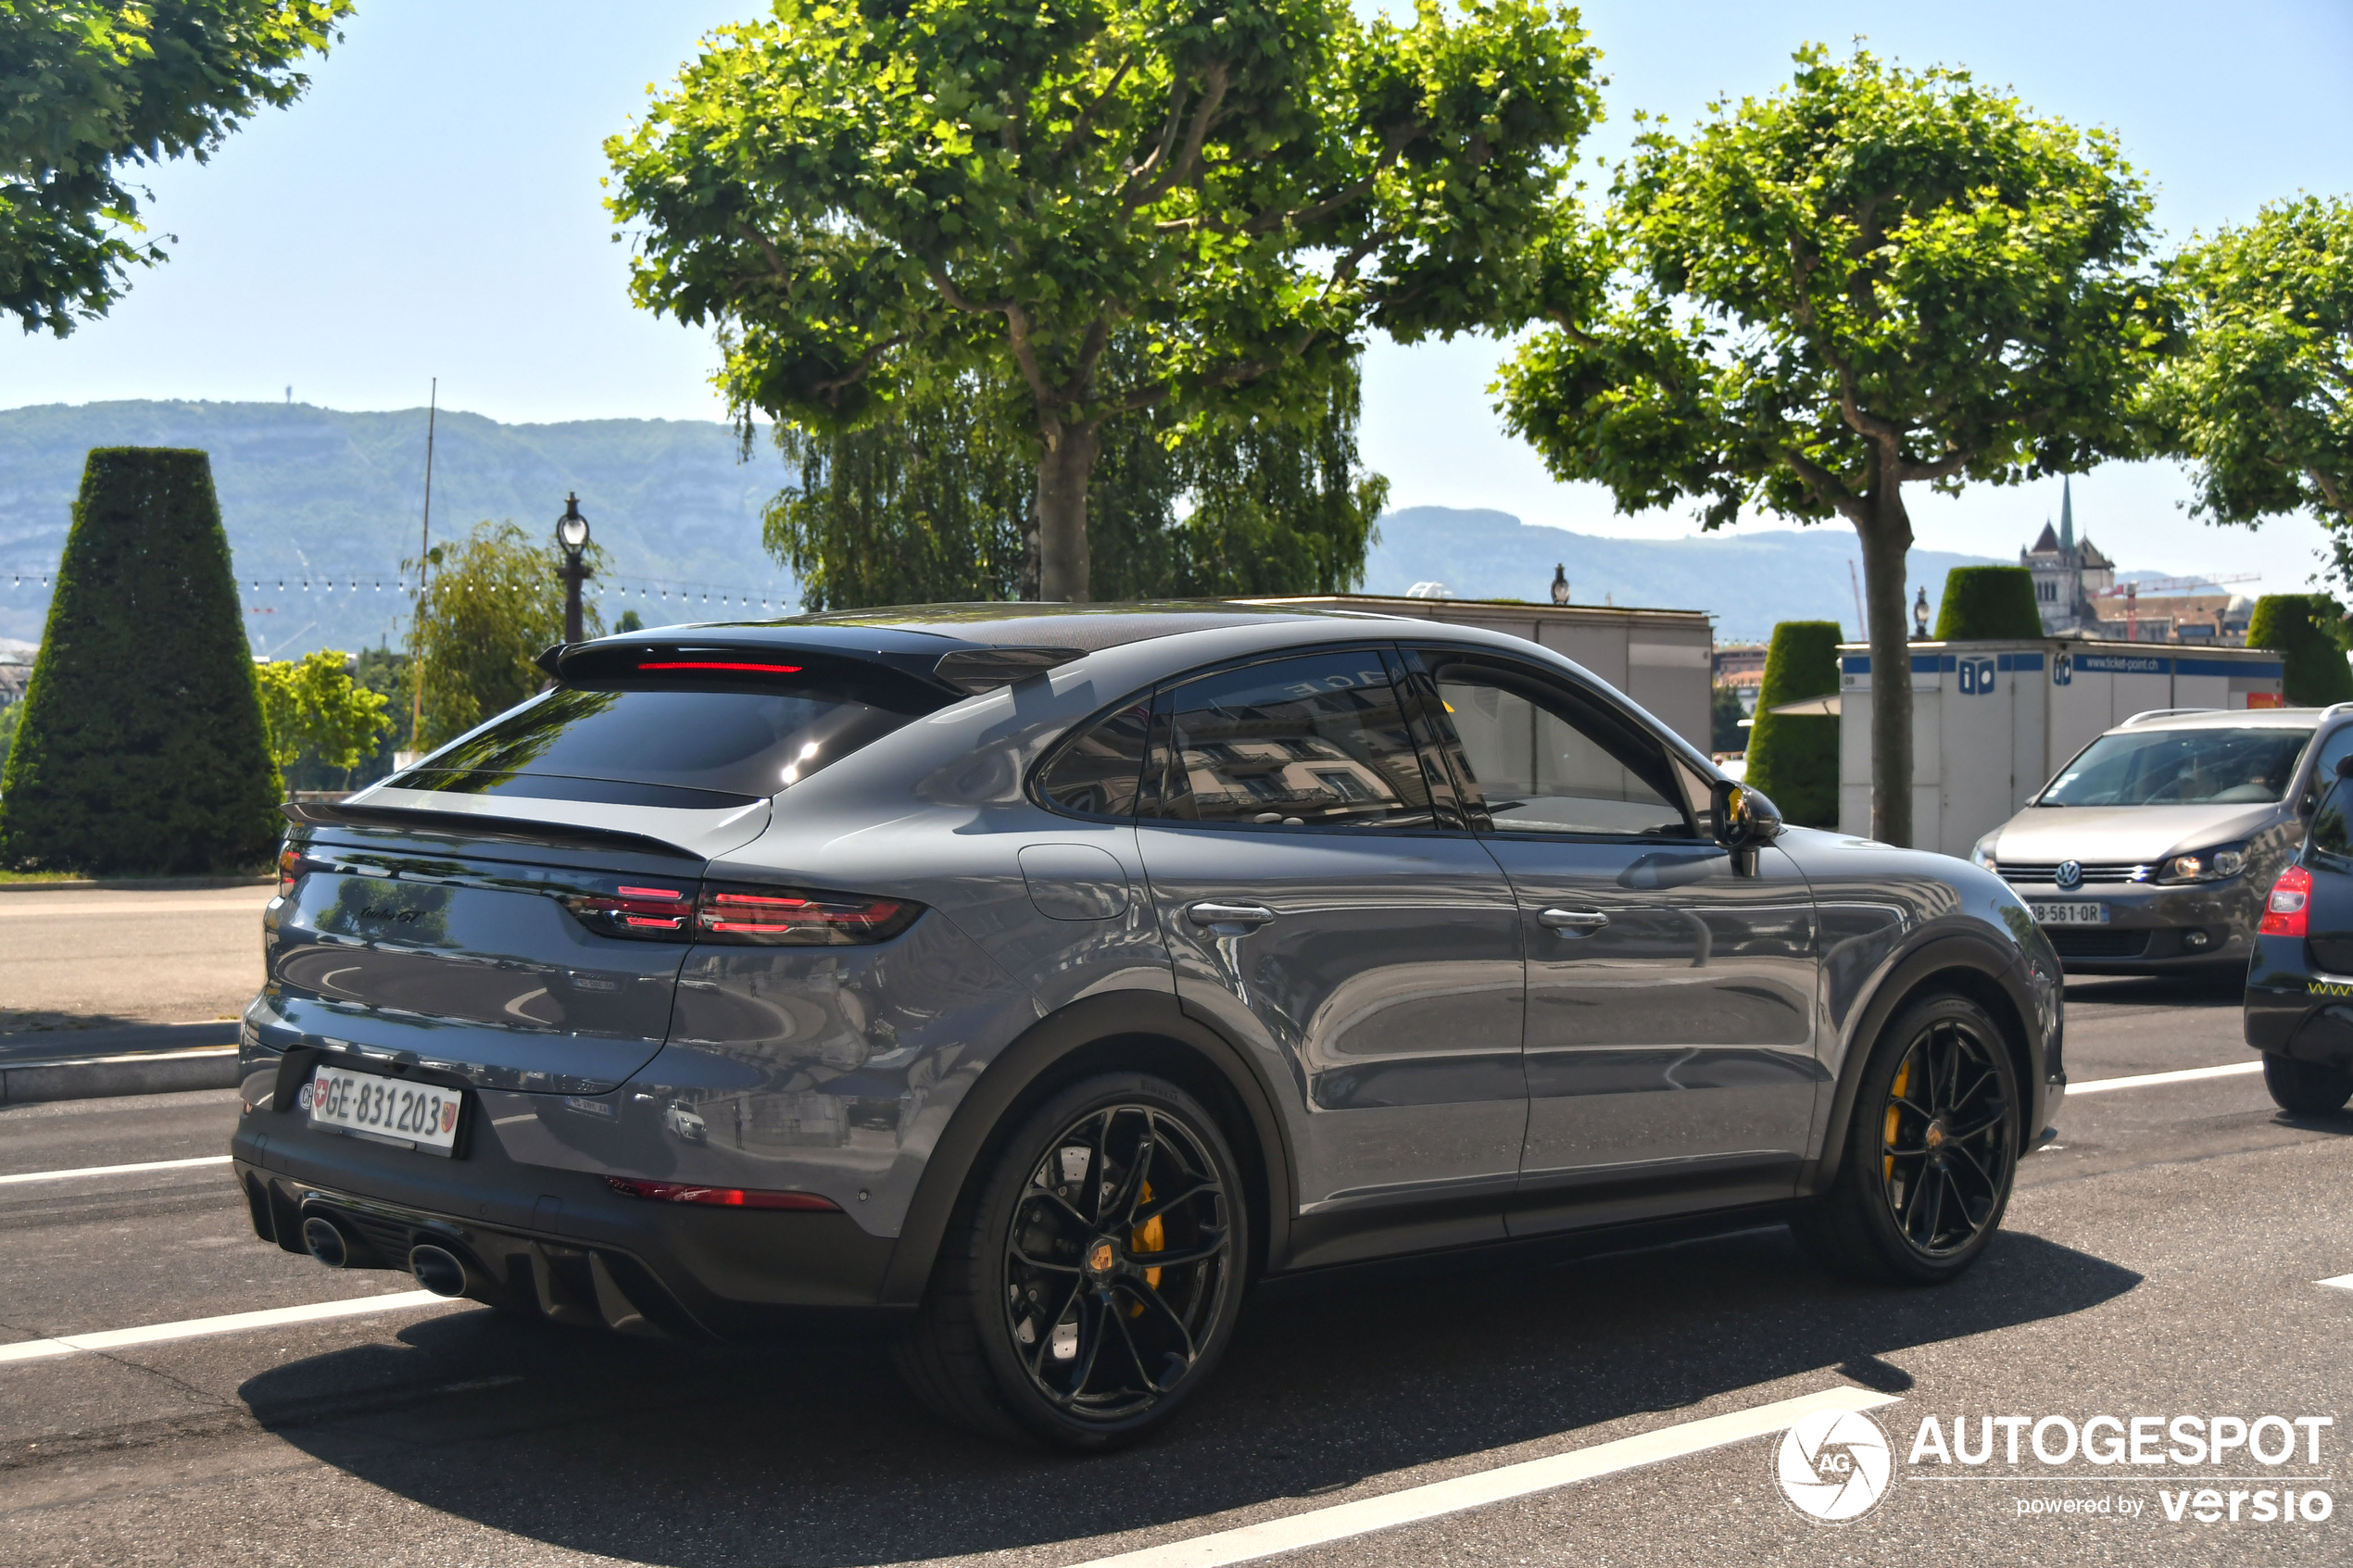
[1130,1181,1164,1314]
[1884,1059,1910,1185]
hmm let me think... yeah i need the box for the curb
[0,1022,243,1106]
[0,876,274,894]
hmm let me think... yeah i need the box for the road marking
[1063,1383,1901,1568]
[0,1155,233,1185]
[0,1291,454,1364]
[2068,1060,2264,1096]
[2320,1273,2353,1291]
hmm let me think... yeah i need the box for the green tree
[612,609,645,634]
[1710,681,1745,753]
[2147,195,2352,570]
[1933,566,2044,640]
[1,1,351,335]
[609,0,1598,602]
[409,521,603,749]
[255,649,393,788]
[0,447,279,872]
[0,701,19,779]
[1497,47,2166,847]
[1743,621,1841,829]
[2246,594,2353,708]
[767,354,1385,608]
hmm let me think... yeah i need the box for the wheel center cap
[1925,1121,1947,1151]
[1088,1241,1117,1274]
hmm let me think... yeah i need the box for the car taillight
[604,1177,838,1211]
[2261,864,2312,936]
[565,884,692,938]
[276,846,315,897]
[694,882,920,947]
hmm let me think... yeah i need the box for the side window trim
[1410,646,1700,843]
[1029,687,1158,822]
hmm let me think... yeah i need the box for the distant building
[1715,644,1767,714]
[2018,478,2114,635]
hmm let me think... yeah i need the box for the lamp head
[557,493,589,552]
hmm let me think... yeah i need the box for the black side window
[1419,654,1694,838]
[1037,698,1153,818]
[1149,652,1436,829]
[2312,725,2353,790]
[2312,782,2353,865]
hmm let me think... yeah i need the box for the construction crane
[2089,573,2260,641]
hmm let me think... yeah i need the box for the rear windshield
[398,678,934,808]
[2041,725,2312,807]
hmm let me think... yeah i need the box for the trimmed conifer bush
[2247,594,2353,707]
[0,449,281,873]
[1744,620,1842,829]
[1932,566,2044,640]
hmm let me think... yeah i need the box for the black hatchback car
[2244,756,2353,1114]
[233,604,2064,1448]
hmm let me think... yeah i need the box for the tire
[1795,992,2021,1285]
[895,1072,1250,1449]
[2262,1053,2353,1115]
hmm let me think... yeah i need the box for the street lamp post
[556,493,592,644]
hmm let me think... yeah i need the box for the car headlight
[1969,832,2000,872]
[2154,844,2247,884]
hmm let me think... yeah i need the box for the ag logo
[1776,1407,1893,1524]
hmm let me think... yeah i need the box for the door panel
[1134,650,1527,1251]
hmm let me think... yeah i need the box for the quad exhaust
[301,1214,354,1268]
[408,1243,471,1298]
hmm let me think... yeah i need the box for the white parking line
[2320,1274,2353,1291]
[0,1155,233,1185]
[2068,1060,2265,1096]
[1064,1383,1901,1568]
[0,1290,455,1365]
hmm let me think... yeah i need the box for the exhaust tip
[408,1243,469,1298]
[301,1215,351,1269]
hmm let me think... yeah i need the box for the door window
[1150,653,1436,828]
[1420,656,1693,837]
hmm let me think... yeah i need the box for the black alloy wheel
[1001,1103,1232,1421]
[1797,992,2020,1284]
[897,1072,1247,1448]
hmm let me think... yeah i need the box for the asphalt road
[2,970,2348,1566]
[0,886,272,1035]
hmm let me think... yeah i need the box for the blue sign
[2053,651,2072,687]
[1957,658,1997,695]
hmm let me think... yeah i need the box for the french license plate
[2030,900,2108,926]
[305,1063,460,1156]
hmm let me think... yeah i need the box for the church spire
[2060,477,2075,551]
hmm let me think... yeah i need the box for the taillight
[2261,864,2312,936]
[695,883,919,947]
[565,884,692,938]
[605,1177,838,1211]
[276,846,313,897]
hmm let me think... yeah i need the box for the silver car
[233,605,2061,1448]
[1971,705,2353,972]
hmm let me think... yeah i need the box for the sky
[0,0,2347,594]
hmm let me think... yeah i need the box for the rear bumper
[231,1105,903,1340]
[2244,936,2353,1072]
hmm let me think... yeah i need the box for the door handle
[1188,901,1276,930]
[1538,907,1609,935]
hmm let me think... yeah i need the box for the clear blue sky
[0,1,2347,591]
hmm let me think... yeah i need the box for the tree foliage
[256,649,392,786]
[765,352,1385,608]
[2148,195,2352,565]
[1933,566,2043,640]
[609,0,1596,600]
[0,1,350,335]
[409,522,602,749]
[0,447,279,872]
[1496,46,2165,846]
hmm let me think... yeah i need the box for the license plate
[2030,901,2108,926]
[304,1063,461,1156]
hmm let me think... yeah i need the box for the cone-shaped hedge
[1744,621,1842,829]
[2247,594,2353,708]
[0,449,281,872]
[1933,566,2044,640]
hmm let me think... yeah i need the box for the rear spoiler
[534,634,1082,696]
[282,800,699,860]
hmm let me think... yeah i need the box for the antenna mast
[1848,560,1868,640]
[409,379,437,746]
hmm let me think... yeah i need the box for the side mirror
[1713,780,1783,871]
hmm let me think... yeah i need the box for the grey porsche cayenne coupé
[232,605,2064,1447]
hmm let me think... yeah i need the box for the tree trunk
[1855,485,1916,847]
[1034,420,1101,602]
